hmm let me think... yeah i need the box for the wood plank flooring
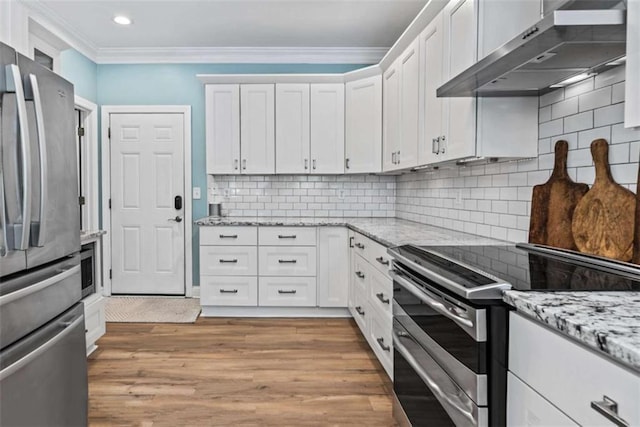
[88,317,396,426]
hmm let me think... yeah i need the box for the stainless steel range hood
[437,8,626,97]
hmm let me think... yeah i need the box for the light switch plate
[192,187,201,200]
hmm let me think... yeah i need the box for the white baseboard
[201,306,350,318]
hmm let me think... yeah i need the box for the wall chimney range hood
[437,8,626,97]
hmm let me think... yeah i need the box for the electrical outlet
[338,189,346,200]
[223,188,231,199]
[453,189,463,207]
[192,187,201,200]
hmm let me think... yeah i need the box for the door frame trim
[100,105,193,297]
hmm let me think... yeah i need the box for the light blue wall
[97,63,367,285]
[59,49,98,103]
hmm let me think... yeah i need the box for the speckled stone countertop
[80,229,106,244]
[504,290,640,373]
[195,216,504,247]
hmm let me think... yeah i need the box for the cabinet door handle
[349,236,354,248]
[345,158,350,169]
[355,306,365,316]
[355,271,365,279]
[432,138,439,154]
[392,152,396,164]
[375,256,389,266]
[376,337,391,352]
[242,159,247,170]
[278,235,297,239]
[234,159,239,170]
[219,259,238,263]
[278,259,297,264]
[396,150,400,164]
[440,136,446,154]
[355,243,365,249]
[304,158,309,170]
[278,290,297,295]
[219,234,238,239]
[591,396,630,427]
[312,159,316,170]
[219,289,238,294]
[376,293,389,304]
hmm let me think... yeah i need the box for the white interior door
[110,113,185,295]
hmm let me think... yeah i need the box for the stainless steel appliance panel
[0,255,80,349]
[16,53,80,269]
[0,43,28,277]
[0,303,88,427]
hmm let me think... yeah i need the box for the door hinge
[109,269,112,279]
[108,127,111,139]
[79,196,86,206]
[108,198,112,209]
[77,126,85,137]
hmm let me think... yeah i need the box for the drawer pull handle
[591,396,630,427]
[355,243,365,249]
[376,337,390,352]
[376,256,389,266]
[278,259,297,264]
[376,293,389,304]
[278,290,297,295]
[355,306,365,316]
[219,259,238,263]
[219,234,238,239]
[355,271,365,279]
[219,289,238,294]
[278,235,297,239]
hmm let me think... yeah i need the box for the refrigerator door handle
[5,64,32,250]
[28,74,47,247]
[0,264,80,307]
[0,314,83,381]
[0,161,6,257]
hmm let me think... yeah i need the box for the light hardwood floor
[88,318,396,426]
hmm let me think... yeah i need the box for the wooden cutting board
[529,140,589,250]
[572,139,636,261]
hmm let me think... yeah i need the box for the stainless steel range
[388,243,640,427]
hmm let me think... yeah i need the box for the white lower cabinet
[200,276,258,306]
[199,246,258,276]
[507,373,577,427]
[259,277,316,307]
[317,227,349,307]
[508,312,640,427]
[258,246,317,276]
[83,294,105,355]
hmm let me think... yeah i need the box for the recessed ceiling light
[113,15,132,25]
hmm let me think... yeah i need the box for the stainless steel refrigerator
[0,42,88,426]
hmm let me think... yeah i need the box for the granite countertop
[195,216,504,248]
[504,290,640,373]
[80,230,106,244]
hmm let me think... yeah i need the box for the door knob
[169,216,183,223]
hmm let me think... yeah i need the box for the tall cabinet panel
[382,63,401,172]
[310,84,345,174]
[240,84,275,174]
[399,39,420,169]
[275,84,310,174]
[345,75,382,174]
[419,12,445,165]
[205,84,240,174]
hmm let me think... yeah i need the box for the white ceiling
[27,0,428,50]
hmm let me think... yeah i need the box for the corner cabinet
[240,84,276,174]
[345,75,382,174]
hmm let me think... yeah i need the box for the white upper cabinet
[240,84,275,174]
[399,38,420,169]
[345,75,382,174]
[478,0,541,59]
[626,0,640,128]
[310,84,345,174]
[205,84,240,174]
[419,12,445,165]
[275,84,310,174]
[383,61,401,172]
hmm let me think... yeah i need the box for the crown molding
[95,46,387,64]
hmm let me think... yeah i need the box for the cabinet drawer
[200,246,257,276]
[507,373,577,427]
[351,292,369,335]
[200,226,257,245]
[352,254,369,296]
[258,277,317,307]
[509,312,640,426]
[200,276,258,306]
[367,238,391,277]
[369,267,392,319]
[368,308,393,377]
[259,246,316,276]
[259,227,316,246]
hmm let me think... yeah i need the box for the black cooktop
[392,244,640,292]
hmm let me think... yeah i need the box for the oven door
[393,319,488,427]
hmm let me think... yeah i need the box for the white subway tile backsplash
[579,86,611,112]
[594,103,625,127]
[539,106,552,123]
[552,97,578,119]
[612,82,625,104]
[564,77,595,98]
[539,119,564,138]
[540,88,565,107]
[612,123,640,144]
[578,126,612,148]
[564,111,593,133]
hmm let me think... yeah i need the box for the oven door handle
[393,329,481,426]
[391,271,474,329]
